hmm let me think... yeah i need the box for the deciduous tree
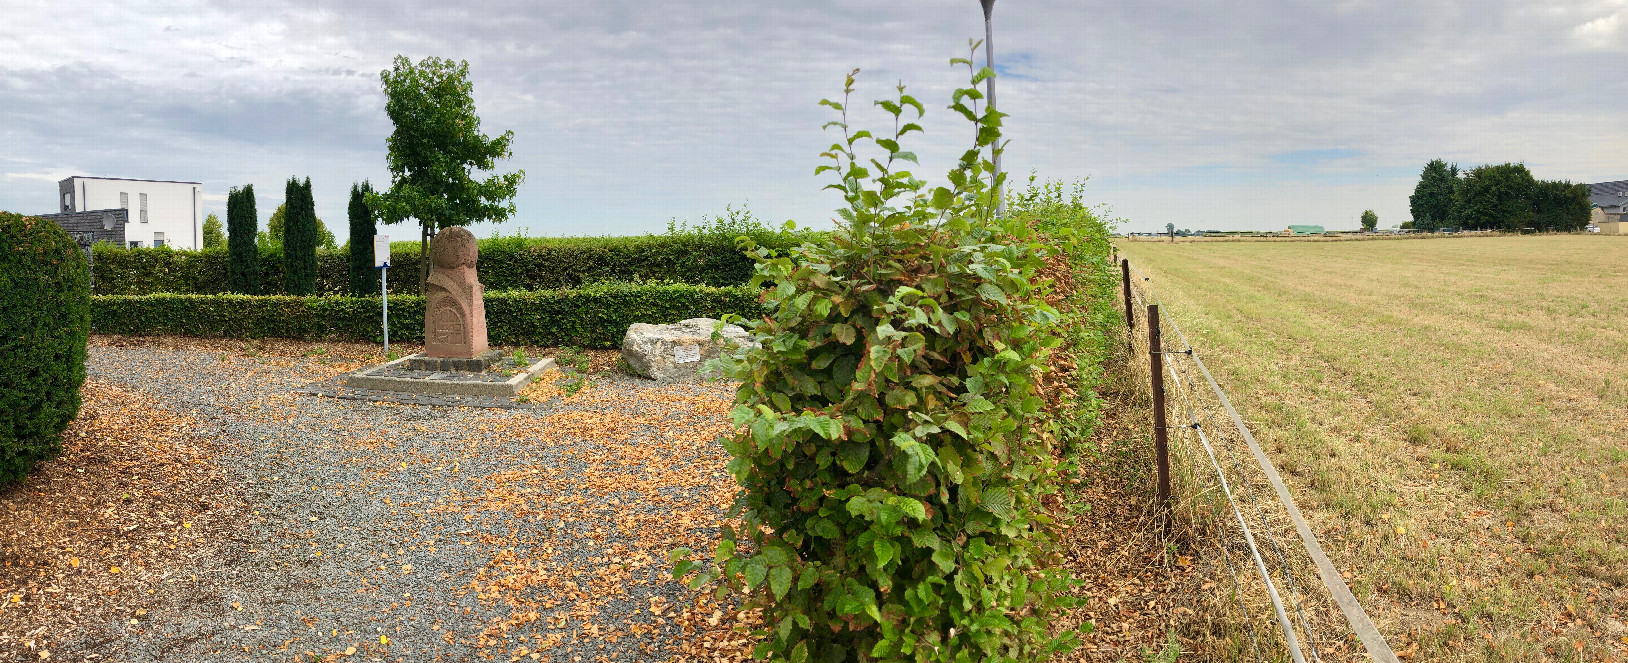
[366,55,524,293]
[1360,209,1378,231]
[1457,163,1536,231]
[1531,179,1591,232]
[259,202,335,251]
[201,212,224,249]
[1409,158,1458,231]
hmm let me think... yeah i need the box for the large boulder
[621,318,756,382]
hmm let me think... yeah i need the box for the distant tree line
[1407,159,1590,232]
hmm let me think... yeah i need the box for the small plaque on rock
[673,344,701,364]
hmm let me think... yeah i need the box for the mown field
[1117,236,1627,661]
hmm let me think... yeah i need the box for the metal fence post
[1148,303,1171,530]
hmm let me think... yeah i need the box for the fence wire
[1117,256,1399,663]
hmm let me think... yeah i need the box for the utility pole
[980,0,1004,217]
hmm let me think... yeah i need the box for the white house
[57,176,202,249]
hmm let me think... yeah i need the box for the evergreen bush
[348,181,378,296]
[0,211,90,487]
[283,177,318,295]
[226,184,260,294]
[676,57,1081,661]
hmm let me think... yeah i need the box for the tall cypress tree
[348,181,378,296]
[226,184,260,294]
[284,177,318,295]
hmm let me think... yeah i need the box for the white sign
[673,344,701,364]
[374,235,391,268]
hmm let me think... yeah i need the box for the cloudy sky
[3,1,1625,239]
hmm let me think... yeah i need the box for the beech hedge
[89,227,808,296]
[90,283,762,349]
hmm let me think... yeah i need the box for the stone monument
[424,226,489,359]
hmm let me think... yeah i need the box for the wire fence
[1115,254,1399,663]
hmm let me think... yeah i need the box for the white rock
[621,318,756,382]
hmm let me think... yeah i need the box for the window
[120,192,129,210]
[140,193,148,223]
[62,192,72,212]
[128,241,142,248]
[153,232,165,248]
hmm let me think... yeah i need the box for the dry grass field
[1117,235,1628,661]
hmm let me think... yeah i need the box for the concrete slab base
[344,354,557,397]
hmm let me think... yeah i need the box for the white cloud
[1,0,1625,238]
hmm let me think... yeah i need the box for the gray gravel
[70,346,738,662]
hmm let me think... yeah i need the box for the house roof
[58,175,203,186]
[1588,180,1628,209]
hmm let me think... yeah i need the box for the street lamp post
[980,0,1004,217]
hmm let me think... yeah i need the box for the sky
[2,0,1625,239]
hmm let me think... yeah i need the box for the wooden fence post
[1121,259,1135,356]
[1148,303,1171,531]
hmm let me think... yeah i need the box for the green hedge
[90,226,812,296]
[90,283,763,349]
[1,212,90,487]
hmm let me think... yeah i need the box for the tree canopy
[1360,209,1378,231]
[201,212,224,249]
[366,55,524,291]
[258,202,336,251]
[1408,158,1458,231]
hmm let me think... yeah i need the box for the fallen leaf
[242,625,260,631]
[345,646,357,655]
[381,635,389,645]
[109,566,121,574]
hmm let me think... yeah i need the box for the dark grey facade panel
[38,209,128,247]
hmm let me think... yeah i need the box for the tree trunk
[419,221,430,295]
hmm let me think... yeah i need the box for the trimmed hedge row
[90,229,810,296]
[91,283,763,349]
[1,212,90,487]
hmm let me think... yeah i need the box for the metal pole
[980,0,1003,217]
[1148,303,1171,531]
[381,265,390,355]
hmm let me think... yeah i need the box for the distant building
[1284,225,1325,236]
[1588,180,1627,235]
[56,176,202,249]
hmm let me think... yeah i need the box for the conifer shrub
[0,211,90,487]
[348,181,379,296]
[283,177,318,295]
[226,184,260,294]
[675,55,1080,661]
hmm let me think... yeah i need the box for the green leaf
[874,539,895,567]
[745,557,768,589]
[838,441,870,473]
[770,566,794,599]
[791,640,809,663]
[832,323,856,345]
[798,565,819,589]
[981,486,1016,520]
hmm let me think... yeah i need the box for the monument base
[344,354,557,397]
[403,349,505,372]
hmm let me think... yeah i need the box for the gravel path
[70,345,743,662]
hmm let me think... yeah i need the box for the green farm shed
[1284,225,1325,236]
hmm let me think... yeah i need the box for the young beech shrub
[0,212,90,487]
[673,53,1077,661]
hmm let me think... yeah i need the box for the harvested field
[1118,235,1628,661]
